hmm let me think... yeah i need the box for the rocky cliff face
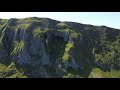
[0,17,120,78]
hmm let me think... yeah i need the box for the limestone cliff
[0,17,120,78]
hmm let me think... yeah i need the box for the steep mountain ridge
[0,17,120,78]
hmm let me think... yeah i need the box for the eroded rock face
[0,17,120,78]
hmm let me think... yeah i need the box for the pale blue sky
[0,12,120,29]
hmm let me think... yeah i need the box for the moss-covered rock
[0,17,120,78]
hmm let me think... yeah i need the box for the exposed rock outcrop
[0,17,120,78]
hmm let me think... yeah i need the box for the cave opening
[46,35,67,62]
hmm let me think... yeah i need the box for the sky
[0,12,120,29]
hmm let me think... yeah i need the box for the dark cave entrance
[46,35,67,62]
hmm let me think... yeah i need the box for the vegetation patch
[11,40,24,55]
[62,42,73,62]
[89,68,120,78]
[32,28,43,38]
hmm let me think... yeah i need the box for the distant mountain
[0,17,120,78]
